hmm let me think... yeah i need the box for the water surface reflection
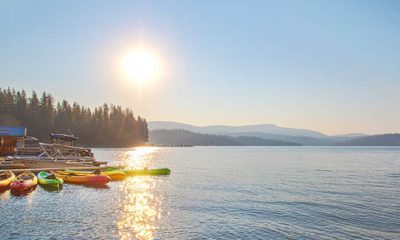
[117,147,164,240]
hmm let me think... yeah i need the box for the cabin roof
[0,126,26,137]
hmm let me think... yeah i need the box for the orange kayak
[51,170,111,185]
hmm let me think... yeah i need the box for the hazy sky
[1,0,399,135]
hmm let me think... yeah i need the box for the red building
[0,126,26,156]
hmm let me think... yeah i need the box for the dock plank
[0,166,123,174]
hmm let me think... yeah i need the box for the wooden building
[0,126,26,156]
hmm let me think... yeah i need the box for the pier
[0,165,124,174]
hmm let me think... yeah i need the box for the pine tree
[0,87,149,146]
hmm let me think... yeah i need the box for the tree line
[337,133,400,146]
[150,129,301,146]
[0,87,148,147]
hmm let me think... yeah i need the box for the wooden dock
[0,166,124,174]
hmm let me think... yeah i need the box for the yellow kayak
[64,169,127,181]
[101,169,127,180]
[107,167,171,176]
[0,171,15,189]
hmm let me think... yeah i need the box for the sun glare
[121,48,161,85]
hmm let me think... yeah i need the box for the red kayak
[10,171,38,192]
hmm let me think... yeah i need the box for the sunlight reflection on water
[117,147,163,240]
[119,147,160,169]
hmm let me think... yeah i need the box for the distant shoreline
[88,145,400,148]
[149,128,400,147]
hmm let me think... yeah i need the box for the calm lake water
[1,146,400,239]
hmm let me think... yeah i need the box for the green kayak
[105,167,171,176]
[37,171,64,189]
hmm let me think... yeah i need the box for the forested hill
[338,134,400,146]
[0,88,148,147]
[149,129,301,146]
[150,129,400,146]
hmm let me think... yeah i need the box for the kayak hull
[102,170,127,181]
[37,171,64,189]
[0,171,15,189]
[10,171,38,192]
[124,168,171,176]
[65,169,127,181]
[105,167,171,176]
[52,170,111,185]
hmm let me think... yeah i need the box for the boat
[65,169,127,181]
[51,170,111,185]
[101,168,127,180]
[37,171,63,189]
[10,171,38,192]
[125,168,171,176]
[2,133,106,169]
[0,170,15,189]
[106,167,171,176]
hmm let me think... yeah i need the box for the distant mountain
[332,133,368,138]
[149,122,400,146]
[225,132,336,146]
[149,121,202,132]
[338,134,400,146]
[149,121,328,138]
[149,129,301,146]
[148,121,366,145]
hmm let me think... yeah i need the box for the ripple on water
[1,146,400,239]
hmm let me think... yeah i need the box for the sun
[121,47,160,84]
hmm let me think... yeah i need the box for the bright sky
[1,1,399,135]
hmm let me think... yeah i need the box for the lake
[1,146,400,239]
